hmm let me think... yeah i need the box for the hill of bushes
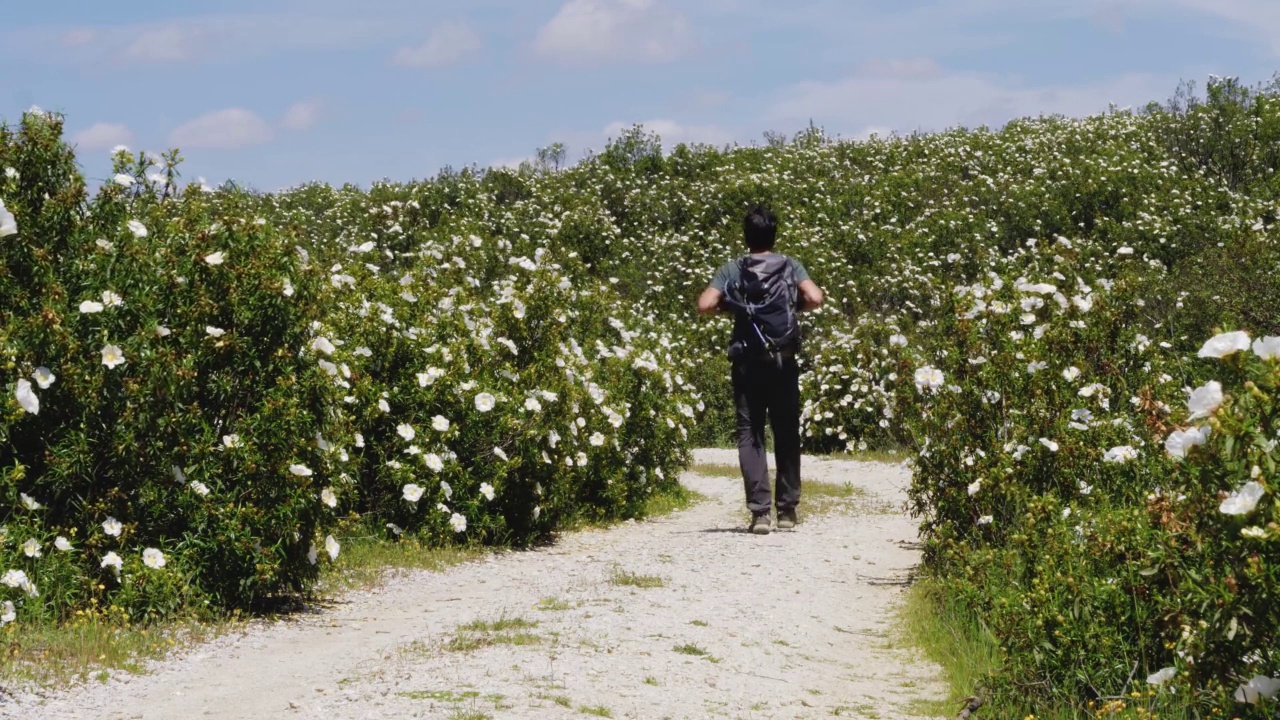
[5,75,1280,715]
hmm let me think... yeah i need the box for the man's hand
[797,279,824,312]
[697,286,725,315]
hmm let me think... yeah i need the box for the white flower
[289,464,313,477]
[425,453,444,473]
[378,398,391,413]
[1146,667,1177,686]
[1062,367,1081,382]
[156,325,172,337]
[0,601,14,625]
[324,535,340,561]
[204,251,226,266]
[1234,675,1280,705]
[1039,438,1059,452]
[1252,336,1280,359]
[967,479,982,496]
[100,344,126,370]
[102,517,122,536]
[113,173,135,187]
[1103,446,1138,464]
[101,552,123,575]
[403,484,424,503]
[475,392,496,412]
[54,536,72,552]
[21,538,40,558]
[480,483,495,501]
[589,432,606,447]
[0,199,16,237]
[449,513,467,533]
[525,397,543,412]
[20,492,42,510]
[386,523,403,536]
[79,300,105,314]
[1116,246,1134,256]
[432,415,450,432]
[1198,331,1251,359]
[282,278,295,297]
[101,290,123,307]
[222,434,242,448]
[142,548,166,569]
[189,480,210,496]
[127,220,148,238]
[438,480,454,501]
[1186,381,1223,420]
[396,424,416,441]
[913,366,944,393]
[310,337,336,355]
[32,366,55,389]
[1220,481,1265,516]
[320,487,337,508]
[307,543,318,565]
[206,326,225,337]
[14,379,38,412]
[1079,481,1093,496]
[493,447,508,461]
[888,334,908,348]
[1241,526,1268,540]
[1027,361,1047,374]
[977,515,993,525]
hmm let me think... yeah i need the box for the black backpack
[722,253,801,361]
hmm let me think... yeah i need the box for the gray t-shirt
[710,253,811,293]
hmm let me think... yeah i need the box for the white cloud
[603,119,734,148]
[391,21,482,70]
[169,108,274,150]
[767,62,1175,138]
[61,29,95,47]
[534,0,693,66]
[122,24,208,63]
[72,123,134,151]
[281,100,323,131]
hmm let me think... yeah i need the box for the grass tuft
[609,568,665,588]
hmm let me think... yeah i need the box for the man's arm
[697,286,724,315]
[797,279,824,312]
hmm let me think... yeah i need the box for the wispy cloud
[766,62,1176,138]
[169,108,274,150]
[534,0,694,66]
[281,100,324,131]
[71,123,134,151]
[391,21,482,70]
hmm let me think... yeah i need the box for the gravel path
[6,449,947,720]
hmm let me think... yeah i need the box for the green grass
[609,568,665,589]
[536,596,573,611]
[0,614,235,688]
[673,642,709,656]
[578,705,613,717]
[319,527,483,593]
[898,581,1195,720]
[643,675,660,686]
[538,693,573,708]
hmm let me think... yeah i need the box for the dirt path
[6,449,947,720]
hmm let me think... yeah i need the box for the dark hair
[743,205,778,251]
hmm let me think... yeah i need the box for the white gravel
[3,449,947,720]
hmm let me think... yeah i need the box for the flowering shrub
[0,114,696,626]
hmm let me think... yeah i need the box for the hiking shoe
[749,512,772,535]
[776,509,798,529]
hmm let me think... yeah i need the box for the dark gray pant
[732,354,801,515]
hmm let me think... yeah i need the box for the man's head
[743,205,778,252]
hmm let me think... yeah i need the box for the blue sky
[3,0,1277,190]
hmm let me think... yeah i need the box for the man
[697,206,825,535]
